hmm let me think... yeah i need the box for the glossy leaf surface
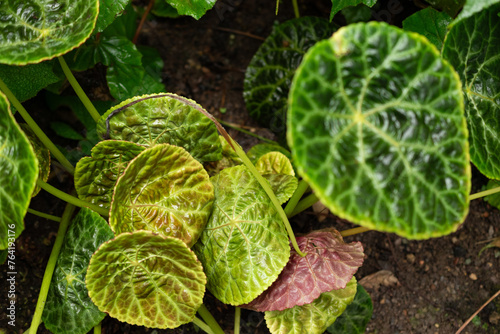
[255,152,295,176]
[330,1,376,20]
[166,0,216,20]
[327,284,373,334]
[95,0,131,32]
[42,208,114,334]
[403,7,452,50]
[75,140,145,209]
[86,231,206,329]
[244,229,363,311]
[0,0,99,65]
[244,17,336,136]
[110,144,214,248]
[193,166,290,305]
[265,278,357,334]
[0,93,37,249]
[442,4,500,179]
[247,143,291,164]
[20,124,50,197]
[288,22,470,239]
[97,94,222,162]
[263,174,298,205]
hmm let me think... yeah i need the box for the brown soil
[1,1,500,334]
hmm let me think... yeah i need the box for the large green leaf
[288,22,470,239]
[97,94,222,162]
[0,92,38,249]
[42,208,114,334]
[110,144,214,248]
[20,124,50,197]
[95,0,131,33]
[265,278,357,334]
[0,0,99,65]
[452,0,500,25]
[402,8,452,51]
[327,284,373,334]
[330,1,377,20]
[244,17,336,137]
[165,0,216,20]
[86,231,206,329]
[75,140,145,209]
[193,165,290,305]
[442,4,500,179]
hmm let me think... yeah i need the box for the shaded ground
[1,0,500,333]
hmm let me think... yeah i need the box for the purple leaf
[242,228,364,312]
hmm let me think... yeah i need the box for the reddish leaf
[242,228,364,311]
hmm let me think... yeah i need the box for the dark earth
[1,0,500,333]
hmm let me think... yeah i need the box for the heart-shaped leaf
[86,231,206,329]
[97,94,222,162]
[20,124,50,197]
[165,0,216,20]
[75,140,145,209]
[110,144,214,248]
[42,208,114,334]
[243,229,363,312]
[193,165,290,305]
[0,0,99,65]
[288,22,470,239]
[265,278,357,334]
[402,7,452,51]
[0,92,37,249]
[327,284,373,334]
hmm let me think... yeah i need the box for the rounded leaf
[255,152,295,176]
[288,22,470,239]
[86,231,206,329]
[0,0,99,65]
[110,144,214,248]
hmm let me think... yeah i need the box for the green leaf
[0,0,99,65]
[110,144,214,248]
[265,278,357,334]
[425,0,465,17]
[403,7,452,51]
[165,0,216,20]
[442,4,500,179]
[255,152,295,176]
[101,3,138,40]
[95,0,131,33]
[0,61,60,103]
[50,121,85,140]
[153,1,180,18]
[247,143,292,164]
[288,22,470,239]
[42,208,114,334]
[452,0,499,25]
[484,179,500,210]
[327,284,373,334]
[263,174,298,205]
[97,93,222,162]
[341,4,373,24]
[205,135,244,176]
[0,92,38,249]
[20,124,50,197]
[244,17,336,137]
[86,231,206,329]
[75,140,145,210]
[193,165,290,305]
[330,1,377,21]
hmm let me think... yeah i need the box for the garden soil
[1,0,500,333]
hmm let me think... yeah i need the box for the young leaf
[110,144,214,248]
[95,0,131,33]
[255,152,295,176]
[442,4,500,179]
[42,208,114,334]
[327,284,373,334]
[452,0,500,26]
[330,1,377,21]
[288,22,470,239]
[243,229,363,312]
[75,140,145,209]
[244,17,336,137]
[247,143,292,164]
[97,94,222,162]
[165,0,216,20]
[193,165,291,305]
[86,231,206,329]
[20,124,50,197]
[402,7,452,51]
[0,0,99,65]
[265,278,357,334]
[0,92,38,249]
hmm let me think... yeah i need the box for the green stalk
[27,208,62,222]
[234,307,241,334]
[94,322,101,334]
[29,203,76,333]
[0,77,75,175]
[292,0,300,18]
[284,179,310,217]
[192,317,216,334]
[217,119,278,145]
[37,179,109,217]
[275,0,280,14]
[197,304,225,334]
[470,186,500,200]
[289,193,318,218]
[58,56,101,123]
[341,226,371,237]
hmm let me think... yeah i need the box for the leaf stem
[58,56,101,123]
[37,179,109,217]
[289,193,318,218]
[292,0,300,18]
[284,179,310,217]
[234,307,241,334]
[192,317,215,334]
[197,304,225,334]
[133,0,156,44]
[29,203,76,333]
[94,322,102,334]
[340,226,371,237]
[0,77,75,175]
[470,186,500,200]
[27,208,62,222]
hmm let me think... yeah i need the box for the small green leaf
[42,208,114,334]
[327,284,373,334]
[75,140,145,209]
[0,0,99,65]
[86,231,206,329]
[193,165,290,305]
[95,0,131,33]
[255,152,295,176]
[97,93,222,162]
[153,1,180,18]
[452,0,499,25]
[265,278,357,334]
[101,3,138,40]
[166,0,216,20]
[330,1,377,21]
[424,0,465,17]
[403,7,452,51]
[288,22,470,239]
[110,144,214,248]
[20,124,50,197]
[0,92,38,249]
[484,179,500,210]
